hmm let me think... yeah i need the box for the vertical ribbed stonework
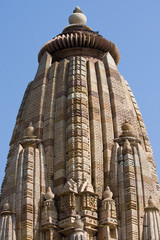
[16,146,24,239]
[95,60,114,188]
[103,53,138,138]
[66,57,91,186]
[33,148,41,239]
[22,147,34,240]
[123,140,138,240]
[21,52,52,139]
[132,146,145,238]
[53,59,68,194]
[87,60,103,196]
[43,61,58,189]
[117,145,127,240]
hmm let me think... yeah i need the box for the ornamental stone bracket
[58,179,98,238]
[19,122,42,148]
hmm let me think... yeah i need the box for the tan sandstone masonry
[0,7,160,239]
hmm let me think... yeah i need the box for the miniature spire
[69,6,87,25]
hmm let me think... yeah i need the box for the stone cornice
[38,30,120,65]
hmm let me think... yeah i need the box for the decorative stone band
[38,30,120,65]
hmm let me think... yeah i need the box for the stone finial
[45,187,55,200]
[69,6,87,25]
[73,6,82,13]
[103,186,113,200]
[26,122,34,137]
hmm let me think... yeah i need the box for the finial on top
[69,6,87,25]
[73,6,82,13]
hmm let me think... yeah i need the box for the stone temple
[0,6,160,240]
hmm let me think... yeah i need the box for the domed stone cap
[69,6,87,25]
[38,7,120,65]
[45,187,55,200]
[103,186,113,200]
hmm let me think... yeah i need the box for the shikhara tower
[0,7,160,240]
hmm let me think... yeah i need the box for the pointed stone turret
[0,6,160,240]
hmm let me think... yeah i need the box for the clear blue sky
[0,0,160,187]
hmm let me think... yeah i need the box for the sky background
[0,0,160,187]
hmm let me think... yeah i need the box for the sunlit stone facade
[0,7,160,240]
